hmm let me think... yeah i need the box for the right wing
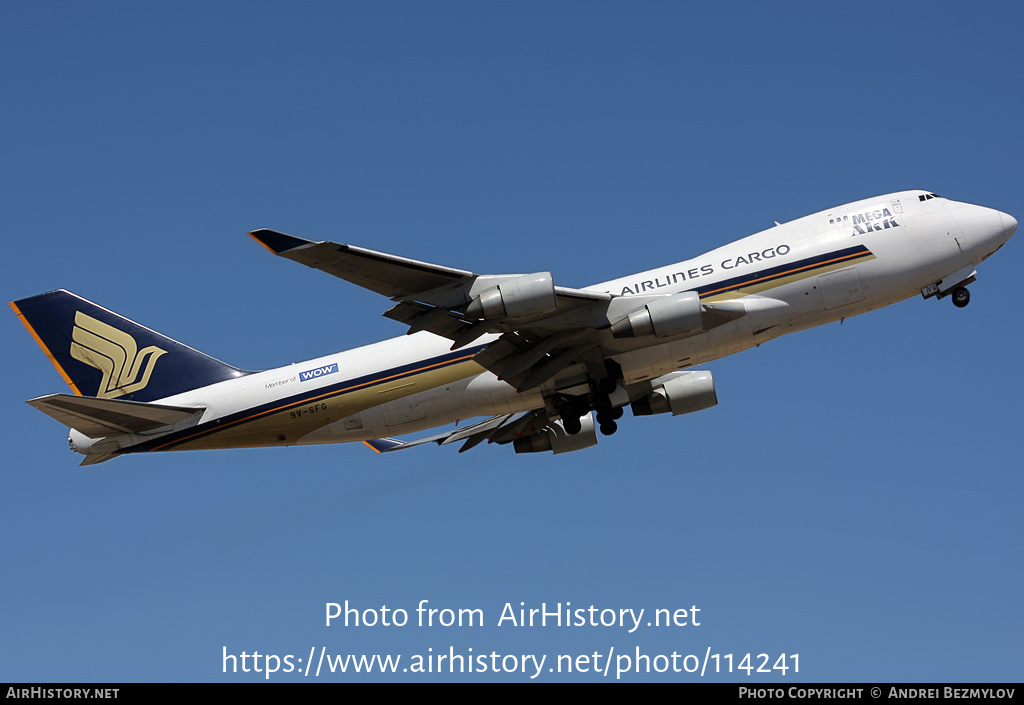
[363,408,598,455]
[364,413,519,454]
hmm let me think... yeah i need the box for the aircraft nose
[964,206,1014,262]
[1000,212,1018,242]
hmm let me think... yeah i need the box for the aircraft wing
[251,229,633,391]
[250,229,742,393]
[363,410,549,454]
[250,229,476,299]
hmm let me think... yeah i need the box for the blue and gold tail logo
[70,311,167,398]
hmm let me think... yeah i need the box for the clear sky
[2,1,1021,682]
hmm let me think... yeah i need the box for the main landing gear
[558,376,625,438]
[951,286,971,308]
[559,407,584,436]
[593,389,623,436]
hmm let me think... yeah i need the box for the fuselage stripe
[144,348,482,452]
[695,245,873,299]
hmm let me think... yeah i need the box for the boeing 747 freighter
[11,190,1016,463]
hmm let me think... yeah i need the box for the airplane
[10,190,1017,464]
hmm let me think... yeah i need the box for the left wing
[250,229,476,299]
[251,231,739,450]
[249,229,753,392]
[250,229,627,391]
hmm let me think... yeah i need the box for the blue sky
[2,2,1021,682]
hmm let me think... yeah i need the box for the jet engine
[512,413,598,454]
[631,371,717,416]
[466,272,558,320]
[611,291,703,338]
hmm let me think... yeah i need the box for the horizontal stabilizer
[27,393,204,438]
[80,452,118,466]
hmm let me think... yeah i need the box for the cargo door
[379,383,426,427]
[819,267,865,310]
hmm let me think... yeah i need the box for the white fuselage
[71,190,1015,456]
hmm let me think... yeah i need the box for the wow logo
[299,363,338,382]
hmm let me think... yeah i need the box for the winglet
[363,438,406,454]
[249,229,314,254]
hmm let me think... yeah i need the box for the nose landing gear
[922,264,977,309]
[951,286,971,308]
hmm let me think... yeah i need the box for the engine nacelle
[512,413,598,454]
[631,370,717,416]
[611,291,703,338]
[467,272,557,320]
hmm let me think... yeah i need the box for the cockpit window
[919,193,943,201]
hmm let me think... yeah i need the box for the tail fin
[11,289,249,402]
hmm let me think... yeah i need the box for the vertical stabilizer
[11,290,249,402]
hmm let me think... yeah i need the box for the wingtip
[249,229,312,254]
[363,438,405,454]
